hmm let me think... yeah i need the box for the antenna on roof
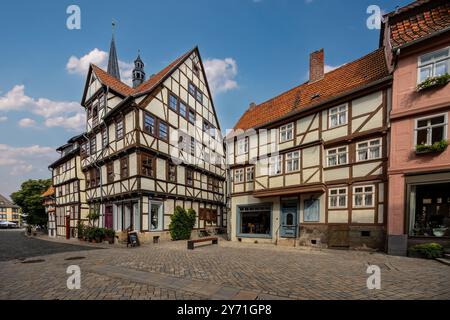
[112,18,116,37]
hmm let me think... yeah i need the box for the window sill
[237,233,272,239]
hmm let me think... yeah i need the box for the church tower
[132,52,146,88]
[107,20,121,80]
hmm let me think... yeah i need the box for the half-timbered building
[78,37,226,242]
[227,48,392,249]
[49,135,88,238]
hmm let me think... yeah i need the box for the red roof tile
[41,186,55,197]
[234,48,389,130]
[91,65,135,96]
[387,0,450,48]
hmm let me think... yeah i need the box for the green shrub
[417,73,450,91]
[408,243,444,259]
[169,206,197,240]
[416,140,448,153]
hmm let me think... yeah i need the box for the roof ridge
[242,48,384,118]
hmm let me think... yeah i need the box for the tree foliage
[169,206,196,240]
[10,179,51,227]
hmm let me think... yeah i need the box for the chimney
[309,49,324,83]
[249,102,256,110]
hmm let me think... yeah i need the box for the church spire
[132,50,146,88]
[107,19,121,80]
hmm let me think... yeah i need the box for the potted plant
[415,140,448,154]
[417,73,450,91]
[104,228,115,244]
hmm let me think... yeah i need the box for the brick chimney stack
[309,49,324,83]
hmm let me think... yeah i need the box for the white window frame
[356,138,382,162]
[269,155,283,176]
[245,166,254,182]
[414,113,448,146]
[353,185,375,208]
[237,136,249,155]
[285,150,300,173]
[234,168,244,183]
[328,187,348,208]
[417,46,450,84]
[326,146,348,167]
[279,123,294,143]
[329,104,348,128]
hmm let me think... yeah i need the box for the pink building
[381,0,450,255]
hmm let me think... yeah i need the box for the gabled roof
[0,194,19,209]
[234,48,390,130]
[385,0,450,49]
[88,47,196,100]
[133,48,195,97]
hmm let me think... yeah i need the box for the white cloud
[204,58,238,95]
[18,118,37,128]
[324,64,343,73]
[0,116,7,122]
[0,144,56,196]
[0,85,85,131]
[66,48,134,86]
[0,144,55,175]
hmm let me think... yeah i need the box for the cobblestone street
[0,230,449,300]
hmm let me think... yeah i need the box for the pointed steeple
[132,50,146,88]
[107,19,121,80]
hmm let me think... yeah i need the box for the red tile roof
[386,0,450,48]
[41,187,55,197]
[91,48,195,98]
[234,48,389,130]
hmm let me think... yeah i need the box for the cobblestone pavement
[0,230,99,261]
[0,231,449,300]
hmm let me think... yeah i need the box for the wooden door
[105,206,113,229]
[328,225,349,248]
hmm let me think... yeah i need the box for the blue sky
[0,0,410,198]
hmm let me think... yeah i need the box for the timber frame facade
[77,46,227,242]
[228,49,392,249]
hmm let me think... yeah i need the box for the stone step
[436,258,450,266]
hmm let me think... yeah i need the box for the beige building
[228,48,392,249]
[76,37,227,242]
[0,194,20,224]
[49,135,88,238]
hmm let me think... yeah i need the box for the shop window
[238,205,271,236]
[409,182,450,237]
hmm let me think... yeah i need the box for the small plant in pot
[104,228,115,244]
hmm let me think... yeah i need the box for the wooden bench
[187,237,218,250]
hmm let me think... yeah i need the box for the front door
[65,215,70,239]
[280,203,298,238]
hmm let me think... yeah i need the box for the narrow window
[188,109,196,124]
[107,162,114,183]
[116,117,124,140]
[169,93,178,111]
[120,156,129,179]
[168,162,177,182]
[280,123,294,143]
[186,168,194,186]
[143,112,155,136]
[179,101,187,118]
[246,166,254,182]
[285,151,300,172]
[237,136,249,155]
[159,121,168,141]
[234,168,244,183]
[101,127,108,148]
[90,136,97,154]
[141,154,155,178]
[269,155,282,176]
